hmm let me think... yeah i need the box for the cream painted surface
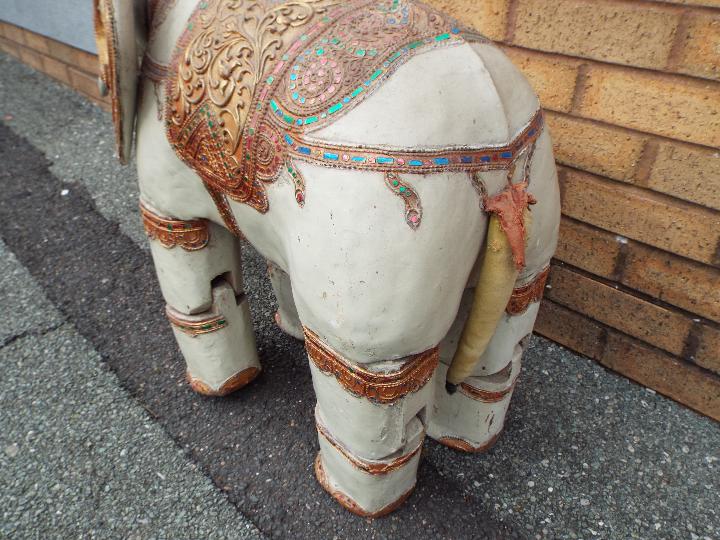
[310,361,434,460]
[127,1,560,515]
[172,281,260,391]
[267,262,304,340]
[317,411,424,514]
[145,214,243,314]
[428,350,522,448]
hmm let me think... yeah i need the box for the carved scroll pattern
[506,266,550,316]
[385,172,422,229]
[140,202,210,251]
[304,327,438,404]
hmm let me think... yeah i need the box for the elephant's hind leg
[304,329,437,517]
[141,200,261,396]
[427,267,549,451]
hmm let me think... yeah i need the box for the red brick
[511,0,680,70]
[546,111,646,183]
[577,65,720,148]
[554,218,620,280]
[547,265,692,356]
[535,298,607,359]
[560,168,720,266]
[694,324,719,375]
[503,47,581,112]
[602,332,720,421]
[621,242,720,323]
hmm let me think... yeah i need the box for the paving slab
[1,51,719,540]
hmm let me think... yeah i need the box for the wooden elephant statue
[94,0,560,517]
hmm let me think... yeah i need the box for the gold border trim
[314,454,415,518]
[303,328,438,404]
[316,417,422,476]
[166,306,227,336]
[437,431,503,454]
[506,266,550,316]
[140,202,210,251]
[186,367,260,397]
[459,382,516,403]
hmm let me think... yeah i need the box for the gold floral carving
[316,418,422,475]
[506,266,550,315]
[166,306,228,336]
[140,202,210,251]
[303,327,438,403]
[314,454,416,518]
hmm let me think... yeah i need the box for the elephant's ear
[93,0,140,164]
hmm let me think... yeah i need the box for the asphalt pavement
[0,52,718,540]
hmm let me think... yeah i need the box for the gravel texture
[0,239,262,539]
[1,52,719,540]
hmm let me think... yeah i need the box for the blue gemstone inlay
[290,73,298,81]
[480,156,492,163]
[461,156,473,163]
[283,134,294,145]
[376,157,394,164]
[501,151,513,159]
[409,160,423,167]
[433,157,450,165]
[351,156,367,163]
[324,152,339,160]
[298,147,311,155]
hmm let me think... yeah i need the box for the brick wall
[2,6,719,419]
[428,0,720,420]
[0,21,109,110]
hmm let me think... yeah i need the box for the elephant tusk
[445,209,532,388]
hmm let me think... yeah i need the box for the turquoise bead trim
[272,30,463,128]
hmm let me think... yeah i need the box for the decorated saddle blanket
[164,0,543,261]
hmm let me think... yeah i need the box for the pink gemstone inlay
[343,155,349,161]
[410,215,419,223]
[397,158,405,165]
[328,85,336,94]
[320,57,328,65]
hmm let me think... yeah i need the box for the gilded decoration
[314,454,415,517]
[140,202,211,251]
[166,306,229,336]
[315,415,422,475]
[165,0,547,233]
[187,367,261,396]
[506,265,550,316]
[93,0,124,161]
[303,327,438,403]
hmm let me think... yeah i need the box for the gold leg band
[303,327,438,404]
[166,305,227,337]
[140,201,210,251]
[314,454,415,519]
[315,415,422,476]
[506,265,550,316]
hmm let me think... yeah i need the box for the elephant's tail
[445,186,534,389]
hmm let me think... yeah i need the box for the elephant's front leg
[267,261,304,340]
[140,201,261,396]
[305,329,437,517]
